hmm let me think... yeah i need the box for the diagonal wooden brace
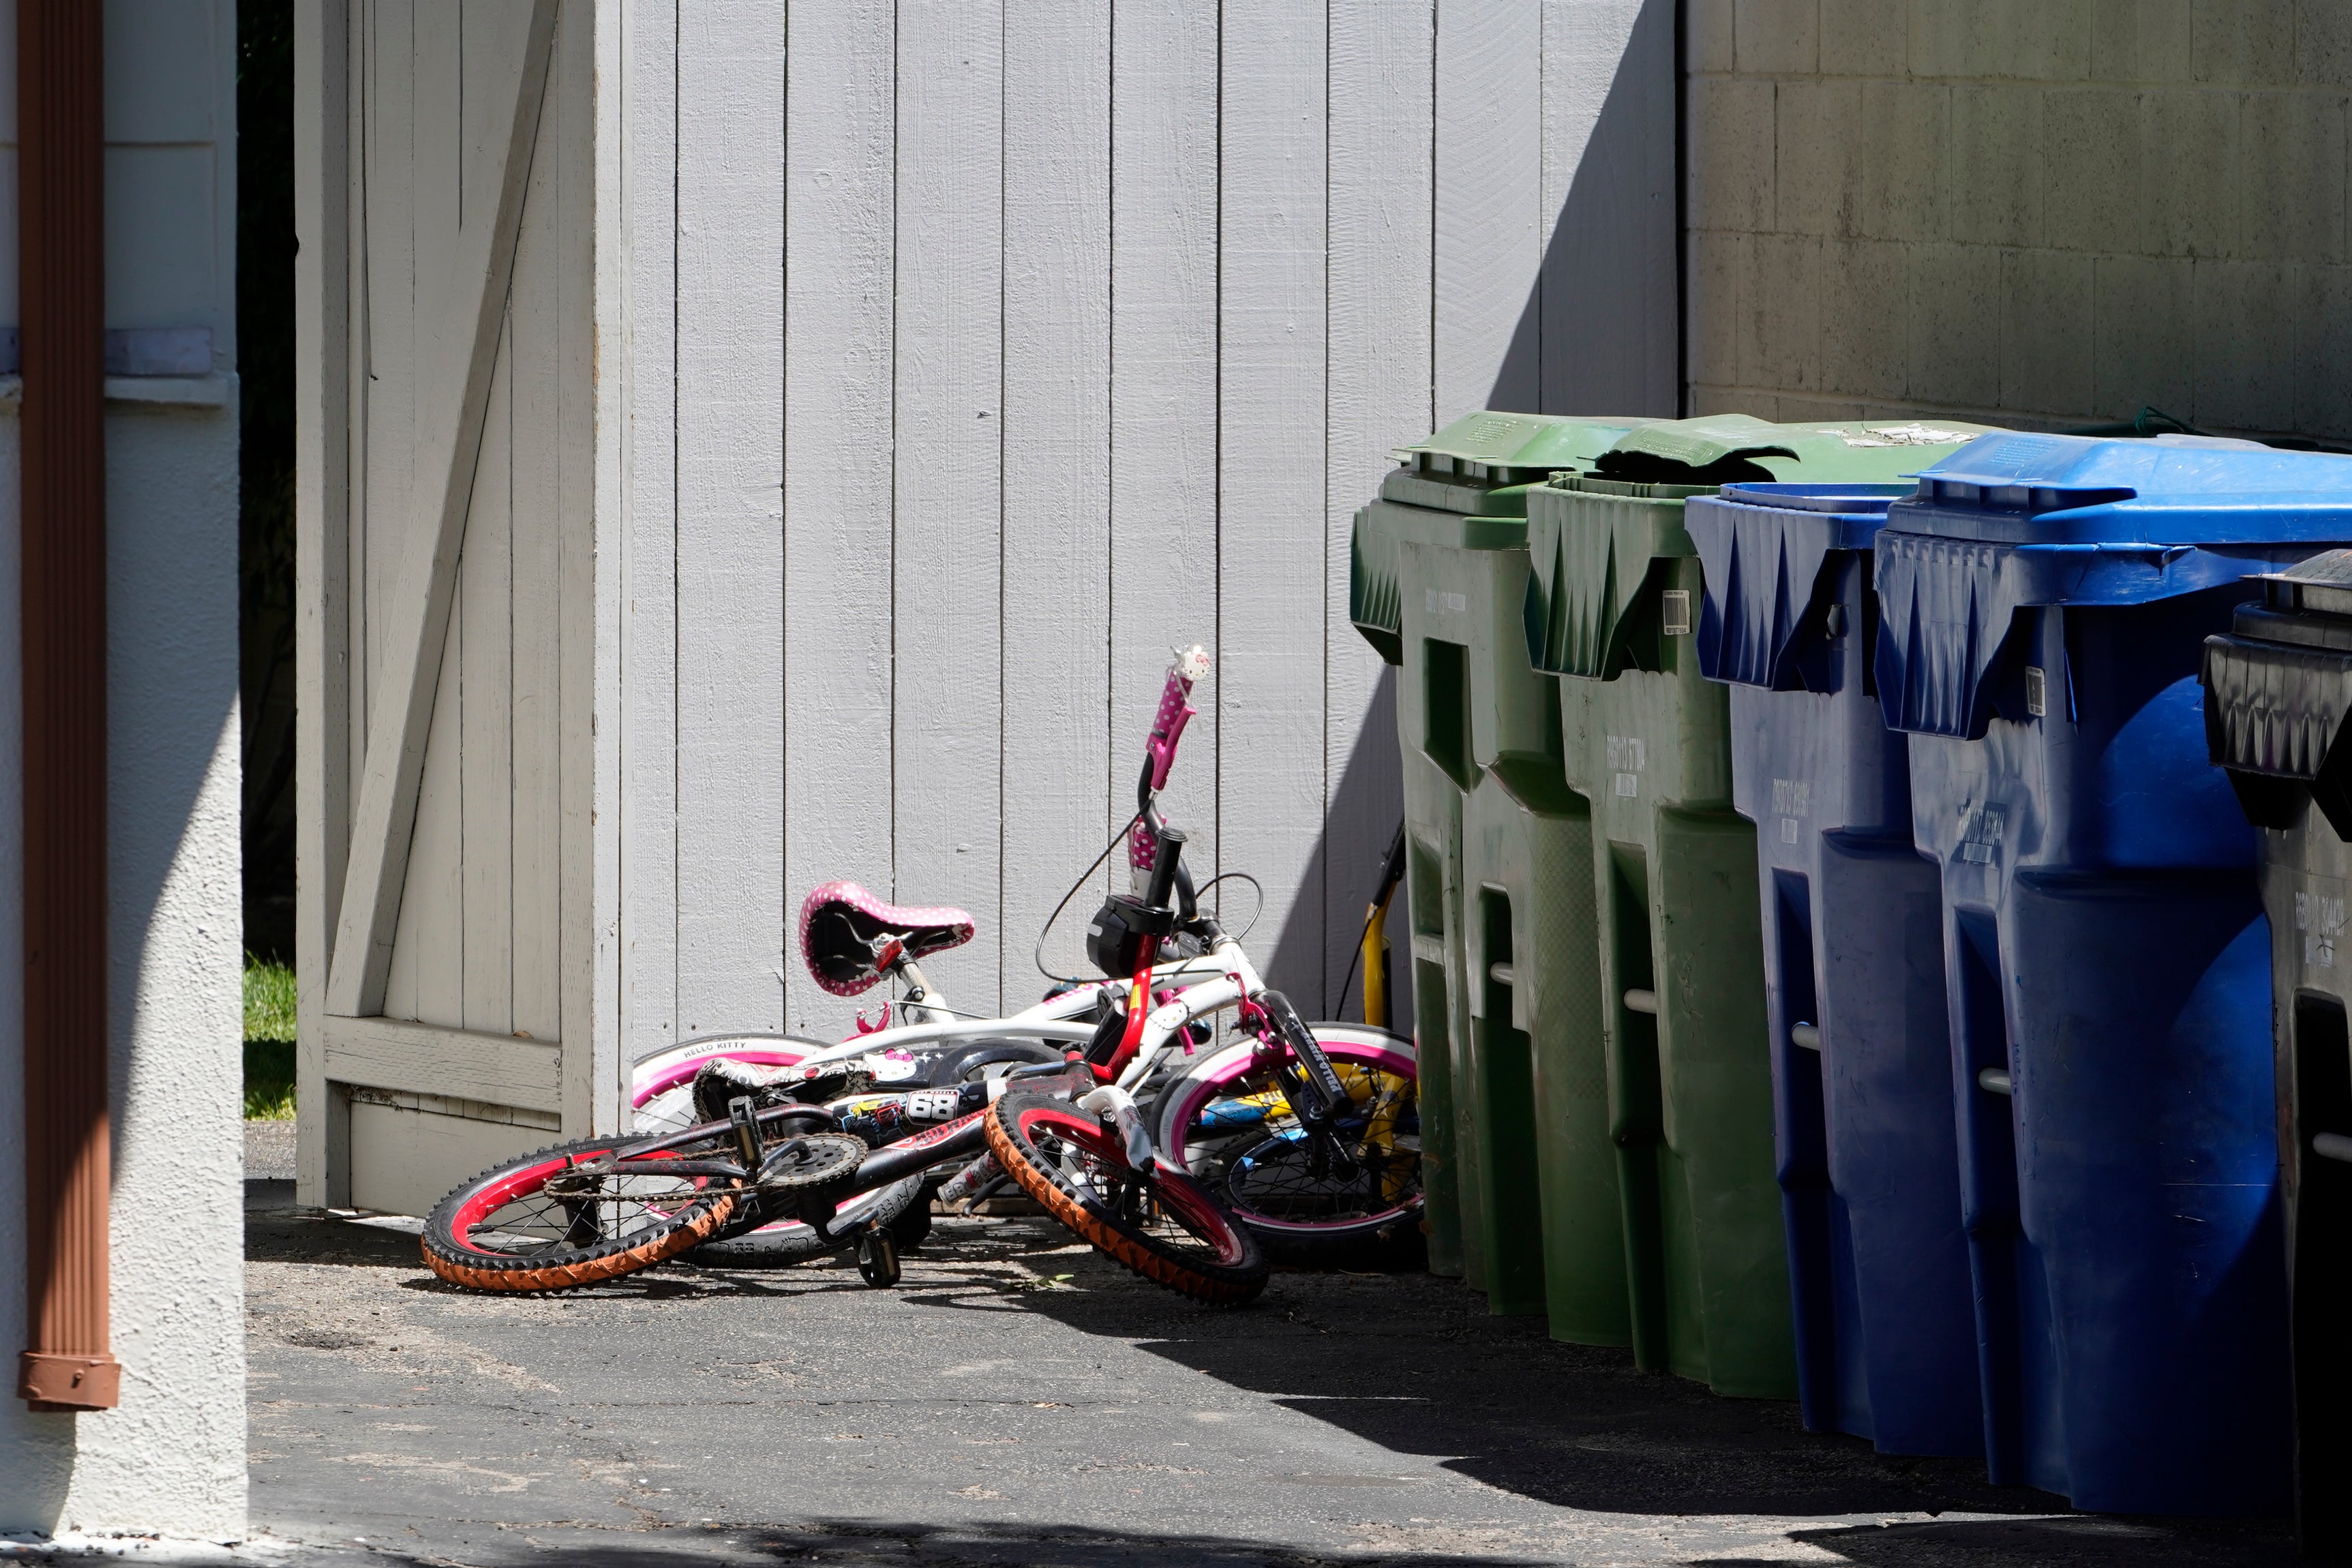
[325,0,558,1019]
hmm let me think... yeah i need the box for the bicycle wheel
[985,1092,1267,1306]
[422,1136,745,1293]
[631,1036,817,1136]
[1150,1023,1420,1260]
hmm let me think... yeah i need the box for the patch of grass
[245,954,296,1039]
[245,955,297,1119]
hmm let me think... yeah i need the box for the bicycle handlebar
[1145,826,1187,912]
[1128,645,1210,886]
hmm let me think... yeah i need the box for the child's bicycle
[419,648,1421,1303]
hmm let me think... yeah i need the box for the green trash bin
[1353,410,1636,1297]
[1398,742,1471,1280]
[1460,765,1627,1341]
[1523,414,1992,1397]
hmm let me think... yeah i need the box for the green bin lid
[1351,410,1650,662]
[1381,410,1645,515]
[1526,414,1997,678]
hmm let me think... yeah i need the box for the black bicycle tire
[683,1173,926,1267]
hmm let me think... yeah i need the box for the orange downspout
[15,0,115,1413]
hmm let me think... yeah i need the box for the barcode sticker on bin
[1957,804,2005,866]
[1661,590,1691,636]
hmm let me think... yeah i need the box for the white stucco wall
[0,0,245,1539]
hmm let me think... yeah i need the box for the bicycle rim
[1158,1029,1420,1243]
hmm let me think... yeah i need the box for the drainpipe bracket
[18,1350,120,1411]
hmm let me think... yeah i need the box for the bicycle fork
[1256,989,1361,1179]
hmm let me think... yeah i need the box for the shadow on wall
[0,1427,74,1537]
[1266,665,1408,1025]
[0,513,241,1537]
[1261,6,1676,1019]
[1487,0,1678,421]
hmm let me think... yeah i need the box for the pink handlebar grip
[1130,646,1209,873]
[1146,669,1195,792]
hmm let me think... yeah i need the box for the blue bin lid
[1689,483,1912,691]
[1879,434,2352,738]
[1895,432,2352,545]
[1719,481,1916,515]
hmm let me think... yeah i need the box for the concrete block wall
[1686,0,2352,440]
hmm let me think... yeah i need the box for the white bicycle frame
[760,932,1268,1096]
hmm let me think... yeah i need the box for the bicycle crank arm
[798,1111,993,1246]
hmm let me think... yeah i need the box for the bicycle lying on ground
[420,646,1421,1304]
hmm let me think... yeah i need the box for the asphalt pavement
[192,1130,2303,1568]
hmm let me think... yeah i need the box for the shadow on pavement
[11,1516,2301,1568]
[245,1178,423,1269]
[986,1255,2020,1520]
[10,1518,1558,1568]
[862,1222,2299,1561]
[1774,1513,2300,1567]
[243,1186,2300,1567]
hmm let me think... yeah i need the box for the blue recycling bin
[1875,432,2352,1514]
[1687,483,1980,1461]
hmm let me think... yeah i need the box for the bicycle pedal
[728,1096,764,1167]
[857,1230,901,1288]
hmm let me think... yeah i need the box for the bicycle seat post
[892,958,954,1025]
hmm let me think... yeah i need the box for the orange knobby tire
[984,1094,1267,1306]
[422,1137,742,1293]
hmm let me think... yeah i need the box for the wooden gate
[295,1,606,1212]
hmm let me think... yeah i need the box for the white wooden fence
[298,0,1674,1210]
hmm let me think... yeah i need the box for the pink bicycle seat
[797,881,975,997]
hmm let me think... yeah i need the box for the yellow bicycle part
[1218,1064,1416,1204]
